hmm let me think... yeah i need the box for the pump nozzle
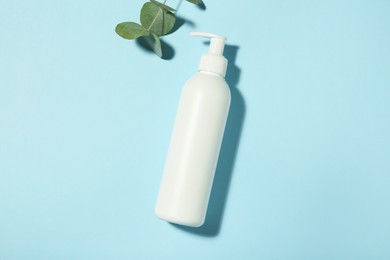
[190,32,228,77]
[190,32,227,55]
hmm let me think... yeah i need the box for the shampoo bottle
[155,32,231,227]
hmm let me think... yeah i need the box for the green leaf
[185,0,204,4]
[150,0,175,12]
[115,22,149,40]
[143,32,162,57]
[140,2,176,37]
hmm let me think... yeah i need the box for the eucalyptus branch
[115,0,205,58]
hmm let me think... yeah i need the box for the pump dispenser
[190,32,228,77]
[155,32,231,227]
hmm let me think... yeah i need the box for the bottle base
[155,210,204,228]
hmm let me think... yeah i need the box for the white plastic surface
[155,71,231,227]
[190,32,227,55]
[190,32,228,77]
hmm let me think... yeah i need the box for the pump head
[190,32,228,77]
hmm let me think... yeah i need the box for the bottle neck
[198,70,225,78]
[198,54,228,78]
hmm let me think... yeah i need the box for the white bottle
[155,32,231,227]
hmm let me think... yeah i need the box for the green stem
[147,0,167,31]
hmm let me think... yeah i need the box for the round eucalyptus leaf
[115,22,149,40]
[150,0,176,12]
[143,32,162,57]
[140,2,176,37]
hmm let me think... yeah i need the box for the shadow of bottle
[172,45,245,236]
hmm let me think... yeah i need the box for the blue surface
[1,0,390,259]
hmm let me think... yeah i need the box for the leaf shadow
[134,15,195,60]
[176,0,206,11]
[167,16,195,35]
[136,37,175,60]
[196,2,206,10]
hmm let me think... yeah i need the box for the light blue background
[1,0,389,259]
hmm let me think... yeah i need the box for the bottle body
[155,71,231,227]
